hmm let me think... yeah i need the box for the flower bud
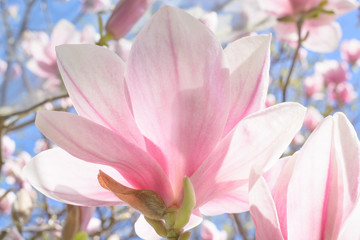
[105,0,153,40]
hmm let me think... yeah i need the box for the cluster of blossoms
[0,0,360,239]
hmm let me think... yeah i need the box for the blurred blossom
[297,48,308,68]
[81,0,112,13]
[3,151,32,189]
[25,20,94,92]
[86,217,102,234]
[107,234,120,240]
[265,94,276,108]
[328,82,357,104]
[315,60,350,85]
[201,220,227,240]
[12,188,36,224]
[80,24,99,43]
[34,139,50,154]
[292,132,305,146]
[11,63,22,78]
[108,38,132,61]
[0,188,16,215]
[303,74,324,99]
[187,7,218,33]
[8,5,19,19]
[60,97,73,109]
[2,135,15,158]
[105,0,154,40]
[303,106,324,131]
[0,59,8,74]
[259,0,359,52]
[341,39,360,66]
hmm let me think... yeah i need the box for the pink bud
[105,0,153,40]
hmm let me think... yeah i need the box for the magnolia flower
[24,6,305,239]
[249,112,360,239]
[328,82,357,104]
[105,0,153,40]
[201,220,227,240]
[303,106,323,131]
[315,60,350,85]
[2,135,15,158]
[258,0,359,52]
[303,74,324,99]
[25,20,96,91]
[341,39,360,66]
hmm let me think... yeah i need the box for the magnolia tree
[0,0,360,239]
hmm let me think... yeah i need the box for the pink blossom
[328,82,357,104]
[33,139,50,154]
[249,112,360,240]
[80,0,111,13]
[315,60,350,85]
[303,73,324,99]
[0,59,7,74]
[24,6,305,237]
[303,106,323,131]
[2,135,15,158]
[341,39,360,66]
[105,0,153,40]
[3,152,32,190]
[259,0,358,52]
[201,220,227,240]
[26,20,80,81]
[0,188,16,215]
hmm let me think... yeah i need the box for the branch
[281,18,305,102]
[232,213,249,240]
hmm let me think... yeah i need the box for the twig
[0,93,69,119]
[281,18,304,102]
[232,213,249,240]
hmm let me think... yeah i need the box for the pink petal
[134,215,162,240]
[302,22,342,53]
[257,0,294,17]
[23,148,123,206]
[249,169,284,240]
[323,112,360,238]
[56,44,145,148]
[286,117,334,240]
[35,110,173,205]
[266,155,297,240]
[126,6,230,198]
[337,201,360,239]
[223,34,271,135]
[199,184,249,216]
[192,103,306,207]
